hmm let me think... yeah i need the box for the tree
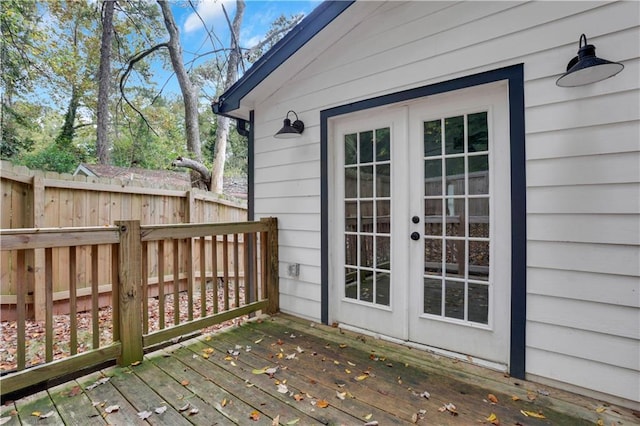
[96,0,115,164]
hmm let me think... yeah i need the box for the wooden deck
[2,314,637,425]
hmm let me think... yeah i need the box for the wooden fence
[0,218,278,396]
[0,161,247,320]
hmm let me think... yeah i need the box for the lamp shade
[274,111,304,139]
[556,34,624,87]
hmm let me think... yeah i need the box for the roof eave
[213,0,355,118]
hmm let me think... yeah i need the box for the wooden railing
[0,218,278,396]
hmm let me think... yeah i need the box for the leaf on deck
[137,410,152,420]
[487,393,499,404]
[104,405,119,414]
[520,410,545,419]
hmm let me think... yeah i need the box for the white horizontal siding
[528,267,639,308]
[248,0,640,404]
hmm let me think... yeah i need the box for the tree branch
[171,156,212,190]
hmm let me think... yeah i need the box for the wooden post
[116,220,143,366]
[32,175,46,321]
[262,217,279,314]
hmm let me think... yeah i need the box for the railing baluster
[142,241,149,335]
[173,239,180,325]
[260,230,267,303]
[91,245,99,349]
[199,236,206,318]
[234,233,240,308]
[186,238,193,321]
[252,233,258,303]
[223,234,229,311]
[16,250,26,370]
[45,248,53,363]
[244,233,250,304]
[69,246,77,356]
[111,243,120,342]
[212,235,218,314]
[158,240,165,330]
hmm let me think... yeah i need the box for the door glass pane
[468,283,489,324]
[469,198,489,238]
[345,234,357,266]
[360,269,374,302]
[424,159,442,196]
[424,199,442,235]
[360,235,373,268]
[424,239,442,274]
[376,128,391,161]
[445,116,464,155]
[376,164,390,197]
[360,201,373,232]
[376,200,390,234]
[467,112,488,153]
[345,201,357,232]
[445,198,465,236]
[376,272,390,306]
[424,120,441,157]
[343,126,392,307]
[423,278,442,315]
[345,133,357,165]
[360,166,373,198]
[469,240,489,281]
[345,167,357,198]
[445,239,465,278]
[345,268,357,299]
[445,157,465,195]
[376,236,390,270]
[444,280,465,320]
[469,155,489,195]
[359,130,373,163]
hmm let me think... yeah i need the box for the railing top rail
[0,226,120,250]
[140,220,270,242]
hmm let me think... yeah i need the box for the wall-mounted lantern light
[274,110,305,139]
[556,34,624,87]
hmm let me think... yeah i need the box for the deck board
[2,313,637,425]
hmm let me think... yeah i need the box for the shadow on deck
[1,314,637,425]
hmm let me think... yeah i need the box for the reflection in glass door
[343,128,391,306]
[422,112,491,324]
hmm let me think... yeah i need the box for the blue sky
[159,0,320,98]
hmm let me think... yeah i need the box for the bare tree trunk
[96,0,115,164]
[157,0,201,160]
[211,0,245,194]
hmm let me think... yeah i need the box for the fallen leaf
[130,361,141,366]
[179,403,190,412]
[293,394,304,401]
[316,399,329,408]
[336,391,346,400]
[596,420,604,426]
[181,379,190,386]
[438,403,458,415]
[364,413,373,420]
[511,395,520,401]
[277,383,288,394]
[230,361,237,366]
[272,414,280,426]
[537,389,550,396]
[364,421,379,426]
[0,417,12,425]
[521,410,545,419]
[296,346,304,353]
[347,361,356,366]
[595,407,606,413]
[345,369,351,374]
[254,338,263,344]
[155,406,167,414]
[286,353,297,360]
[137,410,152,420]
[355,374,368,381]
[31,411,41,417]
[488,393,499,404]
[39,411,55,419]
[339,344,347,348]
[486,412,500,425]
[104,405,119,414]
[249,410,260,421]
[67,386,82,397]
[286,419,300,425]
[420,391,430,399]
[189,408,199,415]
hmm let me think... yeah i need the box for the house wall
[249,1,639,406]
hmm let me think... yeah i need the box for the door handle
[410,232,420,241]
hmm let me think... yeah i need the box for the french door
[331,81,512,367]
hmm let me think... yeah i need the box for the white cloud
[184,0,236,33]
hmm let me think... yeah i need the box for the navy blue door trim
[320,64,526,378]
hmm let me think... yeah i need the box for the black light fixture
[274,110,305,139]
[556,34,624,87]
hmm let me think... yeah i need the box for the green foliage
[18,143,82,174]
